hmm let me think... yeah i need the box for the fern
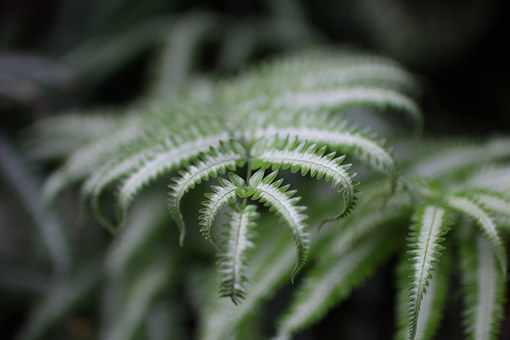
[251,135,359,220]
[276,227,398,339]
[460,227,507,340]
[27,43,510,340]
[246,169,309,281]
[116,132,229,226]
[199,176,239,248]
[168,141,246,245]
[447,194,507,273]
[254,122,396,176]
[396,249,451,340]
[406,204,450,340]
[217,204,259,304]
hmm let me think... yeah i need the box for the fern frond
[272,86,420,124]
[246,169,309,282]
[198,226,296,340]
[396,249,451,340]
[325,190,411,256]
[218,204,259,304]
[105,193,167,279]
[116,133,229,226]
[276,232,397,339]
[26,113,119,159]
[471,190,510,219]
[168,142,246,245]
[465,166,510,192]
[460,229,507,340]
[199,177,239,247]
[447,194,507,273]
[221,49,420,108]
[407,204,451,340]
[254,124,395,176]
[42,121,142,204]
[251,135,359,219]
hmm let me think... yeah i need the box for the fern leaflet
[254,125,395,176]
[246,169,309,282]
[116,133,228,226]
[218,204,259,305]
[407,204,450,340]
[460,230,506,340]
[168,142,246,245]
[199,177,239,248]
[273,86,420,124]
[447,194,507,273]
[276,232,397,339]
[251,136,359,220]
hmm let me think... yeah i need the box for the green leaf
[42,120,142,205]
[116,133,228,227]
[246,170,309,282]
[395,248,451,340]
[253,124,396,177]
[276,232,398,339]
[228,172,246,188]
[251,136,359,220]
[248,168,264,187]
[407,204,451,340]
[460,228,507,340]
[199,178,239,248]
[472,190,510,219]
[167,142,246,245]
[447,194,507,273]
[218,204,259,304]
[273,86,421,126]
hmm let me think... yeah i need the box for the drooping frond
[275,232,398,339]
[271,86,420,124]
[471,190,510,218]
[168,141,246,245]
[246,169,309,281]
[396,249,451,340]
[447,194,507,273]
[251,135,359,220]
[25,112,120,160]
[199,177,239,248]
[464,166,510,192]
[115,132,229,226]
[325,187,411,256]
[198,226,296,340]
[460,228,507,340]
[42,120,143,204]
[218,204,259,304]
[407,204,451,340]
[254,123,395,176]
[105,193,168,279]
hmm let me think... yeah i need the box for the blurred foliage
[1,0,509,339]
